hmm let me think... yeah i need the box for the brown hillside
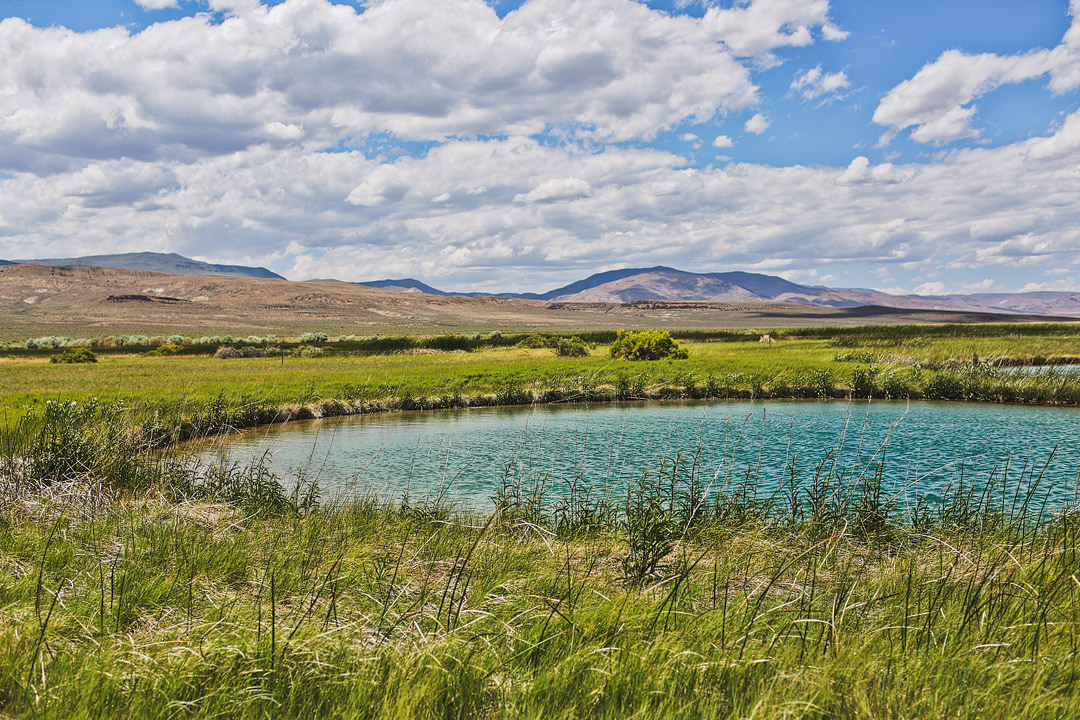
[0,264,1072,339]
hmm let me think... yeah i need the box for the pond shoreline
[166,377,1080,451]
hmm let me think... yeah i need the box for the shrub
[923,371,965,400]
[609,329,688,361]
[880,370,911,399]
[850,365,879,398]
[298,332,328,343]
[142,343,184,357]
[519,333,556,349]
[49,347,97,364]
[553,336,589,357]
[26,336,71,349]
[808,368,833,399]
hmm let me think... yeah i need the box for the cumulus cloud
[513,177,593,203]
[1027,110,1080,160]
[835,156,909,185]
[821,22,848,42]
[3,0,1079,293]
[744,112,770,134]
[790,65,849,102]
[874,1,1080,144]
[0,0,774,173]
[3,107,1080,290]
[134,0,180,8]
[700,0,845,58]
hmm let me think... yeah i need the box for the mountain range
[3,253,1079,317]
[353,266,1080,317]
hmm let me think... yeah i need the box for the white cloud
[134,0,180,9]
[914,281,946,295]
[874,1,1080,145]
[1027,110,1080,160]
[2,0,1079,294]
[790,65,849,102]
[821,22,848,42]
[962,278,1004,292]
[835,156,909,185]
[744,112,770,134]
[0,0,765,173]
[1020,278,1079,292]
[700,0,844,58]
[513,177,593,203]
[3,108,1080,291]
[263,122,305,141]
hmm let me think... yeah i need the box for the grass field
[5,324,1080,431]
[4,322,1080,717]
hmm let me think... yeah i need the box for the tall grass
[3,400,1080,717]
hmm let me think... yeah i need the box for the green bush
[850,365,879,398]
[609,329,688,361]
[807,368,833,399]
[142,343,184,357]
[519,333,556,349]
[923,371,965,400]
[49,347,98,364]
[553,336,590,357]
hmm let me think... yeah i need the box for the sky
[0,0,1078,295]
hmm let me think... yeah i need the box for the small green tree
[609,330,688,361]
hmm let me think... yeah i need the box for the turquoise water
[194,400,1080,510]
[999,365,1080,375]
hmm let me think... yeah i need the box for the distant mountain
[11,252,284,279]
[540,267,1080,316]
[350,266,1080,317]
[354,278,450,295]
[0,260,14,266]
[341,277,545,298]
[538,266,810,302]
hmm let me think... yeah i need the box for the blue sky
[1,0,1078,294]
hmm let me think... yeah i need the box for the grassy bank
[7,324,1080,439]
[2,402,1080,718]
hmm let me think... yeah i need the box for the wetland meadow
[4,323,1080,718]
